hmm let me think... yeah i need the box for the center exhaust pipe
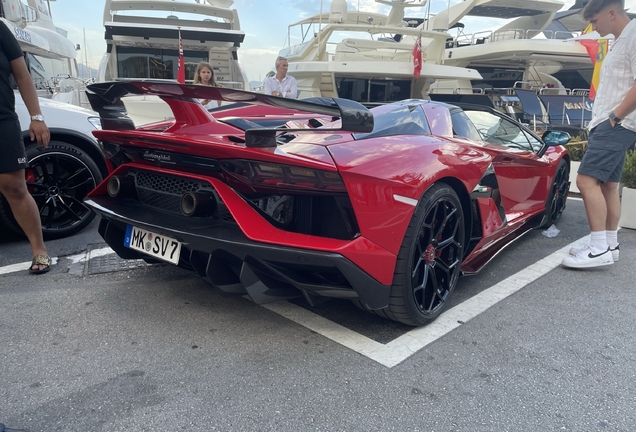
[180,192,217,217]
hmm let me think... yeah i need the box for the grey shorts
[0,117,28,174]
[579,119,636,183]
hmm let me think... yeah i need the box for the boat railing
[429,87,479,94]
[538,87,590,96]
[571,88,590,96]
[513,81,540,90]
[23,4,37,23]
[431,87,592,131]
[429,87,503,94]
[281,41,312,59]
[430,85,590,96]
[447,28,582,48]
[111,14,233,30]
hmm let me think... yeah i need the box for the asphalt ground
[1,198,635,431]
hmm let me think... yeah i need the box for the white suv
[0,95,108,239]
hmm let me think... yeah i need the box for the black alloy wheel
[0,141,103,239]
[372,183,465,326]
[542,159,569,228]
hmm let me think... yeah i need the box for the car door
[460,109,551,220]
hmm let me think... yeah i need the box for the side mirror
[542,130,571,146]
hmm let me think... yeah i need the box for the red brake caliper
[25,169,36,193]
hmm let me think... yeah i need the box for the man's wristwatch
[609,112,622,123]
[31,114,45,122]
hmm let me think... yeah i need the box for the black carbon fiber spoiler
[85,81,374,147]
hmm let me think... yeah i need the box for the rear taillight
[221,160,346,193]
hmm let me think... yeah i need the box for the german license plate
[124,225,182,265]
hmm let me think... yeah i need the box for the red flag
[578,24,599,65]
[579,39,599,62]
[177,28,185,84]
[412,32,422,79]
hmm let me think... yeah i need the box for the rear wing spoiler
[85,81,374,148]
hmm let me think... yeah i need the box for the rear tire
[368,183,466,326]
[0,141,102,239]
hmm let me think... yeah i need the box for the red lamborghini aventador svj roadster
[83,82,571,326]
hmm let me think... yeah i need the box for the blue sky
[48,0,630,83]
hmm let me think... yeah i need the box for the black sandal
[29,255,51,275]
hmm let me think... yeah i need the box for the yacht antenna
[318,0,323,57]
[83,28,89,79]
[425,0,431,30]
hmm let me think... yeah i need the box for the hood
[14,93,100,135]
[36,97,99,116]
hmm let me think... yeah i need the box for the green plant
[565,141,587,162]
[622,149,636,189]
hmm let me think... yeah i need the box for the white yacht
[428,0,593,94]
[98,0,250,124]
[279,0,482,103]
[425,0,600,132]
[1,0,88,107]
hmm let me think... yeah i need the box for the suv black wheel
[0,141,102,239]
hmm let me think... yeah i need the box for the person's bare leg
[601,181,621,230]
[0,170,48,270]
[577,173,607,231]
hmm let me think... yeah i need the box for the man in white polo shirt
[562,0,636,268]
[264,57,297,99]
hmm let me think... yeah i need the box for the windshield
[353,104,431,140]
[109,47,209,82]
[17,53,77,91]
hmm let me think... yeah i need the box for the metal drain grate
[85,243,156,275]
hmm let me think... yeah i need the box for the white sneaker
[569,244,619,262]
[562,245,614,269]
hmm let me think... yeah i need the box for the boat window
[335,77,411,104]
[24,53,74,90]
[353,104,430,140]
[463,110,534,151]
[115,47,208,82]
[450,110,482,141]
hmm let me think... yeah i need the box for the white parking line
[0,235,589,368]
[265,234,590,368]
[0,258,59,276]
[0,247,113,276]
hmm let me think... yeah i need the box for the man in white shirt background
[562,0,636,268]
[264,57,297,98]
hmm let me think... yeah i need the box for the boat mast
[318,1,323,58]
